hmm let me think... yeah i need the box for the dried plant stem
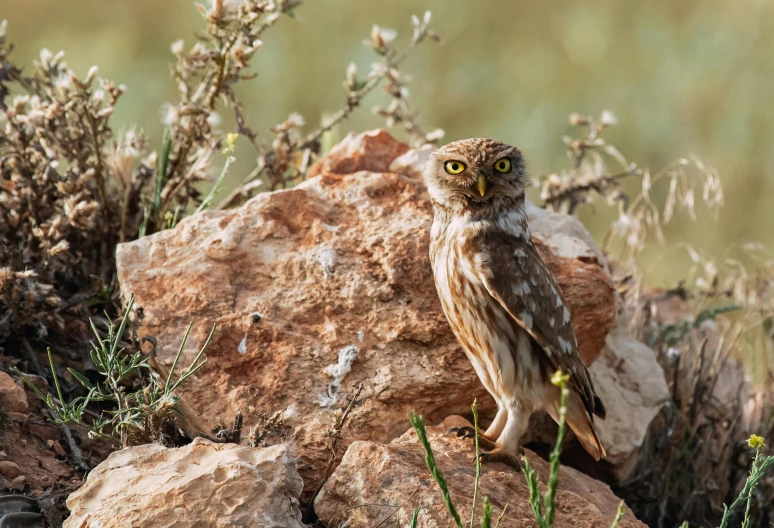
[305,382,364,515]
[59,423,91,471]
[218,15,438,208]
[546,167,641,214]
[84,112,110,217]
[494,504,509,528]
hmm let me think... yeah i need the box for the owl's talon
[477,448,524,469]
[447,426,476,438]
[448,426,497,451]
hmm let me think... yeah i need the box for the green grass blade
[410,506,421,528]
[46,348,66,408]
[470,399,481,528]
[480,497,492,528]
[109,294,134,362]
[609,501,626,528]
[409,411,463,528]
[154,126,172,218]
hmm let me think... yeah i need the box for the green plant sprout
[717,434,774,528]
[15,294,215,448]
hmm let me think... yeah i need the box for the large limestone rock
[588,316,671,482]
[314,415,646,527]
[115,129,617,495]
[64,439,303,528]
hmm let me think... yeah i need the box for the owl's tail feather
[561,393,607,461]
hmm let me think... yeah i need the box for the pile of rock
[60,130,674,526]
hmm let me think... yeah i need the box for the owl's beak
[477,173,487,197]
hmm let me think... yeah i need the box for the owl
[423,138,606,465]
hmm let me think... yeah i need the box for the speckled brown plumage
[423,138,606,462]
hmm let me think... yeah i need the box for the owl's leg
[478,404,529,468]
[483,405,508,440]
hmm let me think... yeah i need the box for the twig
[59,423,91,472]
[543,167,641,213]
[304,382,365,516]
[218,14,438,208]
[494,504,509,528]
[84,112,110,220]
[373,487,420,528]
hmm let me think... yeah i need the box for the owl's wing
[471,231,602,418]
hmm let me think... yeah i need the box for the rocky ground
[1,130,762,526]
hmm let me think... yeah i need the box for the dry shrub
[0,1,441,363]
[542,112,774,527]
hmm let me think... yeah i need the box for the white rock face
[64,439,304,528]
[589,316,671,482]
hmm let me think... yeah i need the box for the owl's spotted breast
[429,211,548,402]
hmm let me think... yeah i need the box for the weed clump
[16,295,214,448]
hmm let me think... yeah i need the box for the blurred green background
[2,0,773,286]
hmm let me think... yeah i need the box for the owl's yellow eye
[494,158,511,173]
[444,160,466,175]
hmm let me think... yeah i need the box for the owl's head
[423,138,527,213]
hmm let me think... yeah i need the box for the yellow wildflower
[748,434,765,449]
[222,132,238,154]
[551,370,570,387]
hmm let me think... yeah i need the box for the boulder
[588,315,671,483]
[314,415,646,527]
[115,130,616,496]
[64,438,303,528]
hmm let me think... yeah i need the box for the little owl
[424,138,606,465]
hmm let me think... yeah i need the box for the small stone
[51,441,67,457]
[0,372,28,413]
[29,422,60,442]
[0,460,22,479]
